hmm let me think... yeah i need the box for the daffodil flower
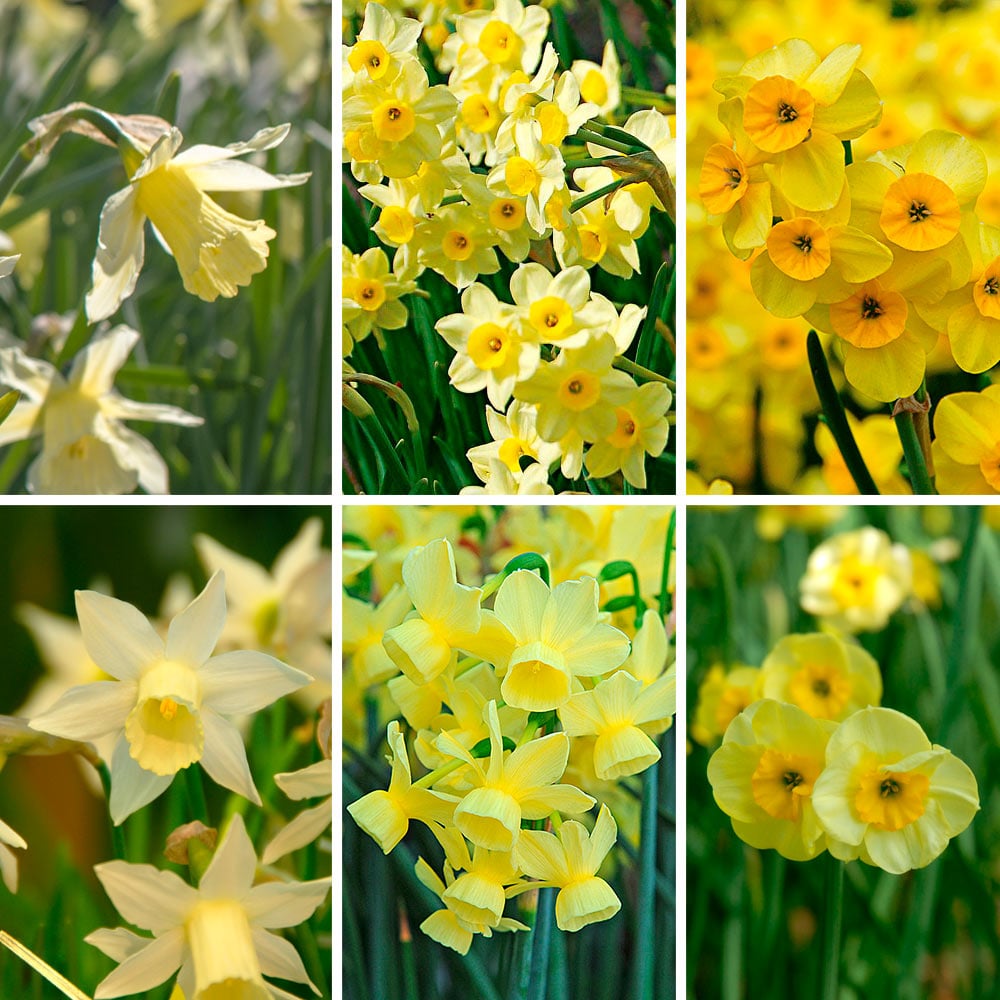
[0,326,203,494]
[513,803,622,931]
[87,124,309,322]
[30,571,310,823]
[85,813,330,999]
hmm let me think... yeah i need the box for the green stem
[182,763,209,823]
[574,126,634,155]
[96,763,127,860]
[631,749,659,1000]
[412,758,465,789]
[622,85,674,108]
[563,156,618,170]
[806,330,879,495]
[612,354,675,388]
[527,888,555,1000]
[569,177,628,214]
[894,408,936,494]
[820,858,844,1000]
[660,509,675,618]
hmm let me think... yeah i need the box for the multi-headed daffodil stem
[893,385,936,495]
[612,355,676,390]
[583,119,654,154]
[563,155,618,170]
[820,858,845,1000]
[481,552,551,601]
[569,177,629,214]
[807,330,880,495]
[574,126,635,156]
[412,758,466,789]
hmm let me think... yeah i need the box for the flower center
[743,76,815,153]
[468,322,511,369]
[767,219,831,280]
[443,230,474,261]
[125,660,205,775]
[751,749,820,822]
[855,766,930,830]
[529,296,573,339]
[880,172,961,251]
[830,282,908,349]
[372,101,415,143]
[788,663,852,719]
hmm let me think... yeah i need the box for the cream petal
[243,878,331,929]
[70,325,138,397]
[30,680,135,742]
[493,569,550,643]
[93,859,194,933]
[84,926,149,962]
[199,709,260,804]
[108,734,174,824]
[261,799,332,864]
[514,829,569,882]
[92,927,185,999]
[252,928,317,990]
[86,186,147,323]
[194,534,273,606]
[76,590,163,681]
[166,571,227,666]
[272,518,324,590]
[200,813,257,898]
[199,650,310,714]
[100,393,204,427]
[274,759,332,800]
[179,160,310,192]
[0,398,42,447]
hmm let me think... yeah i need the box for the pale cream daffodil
[29,571,310,824]
[86,813,330,999]
[0,325,203,494]
[86,123,309,322]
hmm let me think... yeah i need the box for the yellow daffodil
[513,335,635,445]
[0,326,203,494]
[343,246,417,351]
[490,569,630,712]
[85,813,330,998]
[931,384,1000,494]
[342,2,422,88]
[569,40,621,117]
[560,669,675,780]
[759,632,882,721]
[30,572,309,823]
[416,202,500,289]
[435,700,596,851]
[465,401,561,485]
[514,803,622,931]
[344,585,412,687]
[799,527,913,633]
[690,664,762,747]
[811,707,979,874]
[708,699,836,861]
[508,263,602,349]
[88,124,309,321]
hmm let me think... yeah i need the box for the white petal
[29,680,135,741]
[171,125,291,166]
[166,571,226,667]
[75,590,163,680]
[69,325,138,396]
[180,160,310,192]
[93,860,194,933]
[86,186,146,323]
[272,518,323,590]
[0,254,19,278]
[84,927,150,963]
[199,709,260,804]
[274,759,331,800]
[243,878,331,929]
[0,346,58,400]
[199,812,256,898]
[0,398,42,446]
[194,534,273,607]
[199,650,310,714]
[100,393,203,426]
[103,425,172,494]
[92,927,185,999]
[0,843,18,892]
[252,928,317,990]
[108,734,174,824]
[260,800,332,864]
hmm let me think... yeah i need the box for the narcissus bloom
[811,707,979,874]
[435,700,595,852]
[514,803,622,931]
[87,124,309,321]
[799,527,913,632]
[931,384,1000,494]
[560,668,675,779]
[0,326,202,494]
[30,572,309,823]
[690,664,760,746]
[489,569,630,712]
[708,699,836,861]
[85,813,330,998]
[759,632,882,721]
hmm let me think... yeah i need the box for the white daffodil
[194,518,331,697]
[86,813,330,999]
[0,325,203,494]
[30,571,310,824]
[86,124,309,322]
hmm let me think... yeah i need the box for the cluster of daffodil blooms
[342,0,675,493]
[689,0,1000,494]
[1,519,331,999]
[696,524,978,874]
[344,505,675,952]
